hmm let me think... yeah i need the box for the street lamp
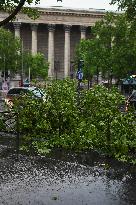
[77,59,84,91]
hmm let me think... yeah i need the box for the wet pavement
[0,145,136,205]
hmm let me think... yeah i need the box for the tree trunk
[88,75,92,89]
[0,0,26,26]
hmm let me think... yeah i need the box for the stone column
[80,25,87,40]
[64,25,71,78]
[13,22,21,38]
[48,24,55,78]
[13,22,22,84]
[31,23,38,55]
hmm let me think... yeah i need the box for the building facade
[0,7,105,80]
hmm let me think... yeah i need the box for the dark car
[5,87,45,108]
[125,90,136,112]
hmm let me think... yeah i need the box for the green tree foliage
[0,27,21,75]
[23,52,49,80]
[0,28,48,80]
[76,40,99,80]
[111,0,136,20]
[76,12,136,85]
[93,13,115,77]
[76,13,116,86]
[112,14,136,78]
[9,80,136,163]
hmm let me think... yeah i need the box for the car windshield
[29,88,44,98]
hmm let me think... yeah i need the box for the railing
[0,111,20,155]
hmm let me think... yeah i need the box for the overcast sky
[32,0,118,11]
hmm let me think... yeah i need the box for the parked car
[125,90,136,112]
[5,87,46,108]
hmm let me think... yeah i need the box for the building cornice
[37,7,105,18]
[0,7,106,26]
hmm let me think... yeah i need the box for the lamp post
[77,60,84,92]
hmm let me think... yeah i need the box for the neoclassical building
[0,7,105,79]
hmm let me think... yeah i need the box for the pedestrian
[2,80,8,98]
